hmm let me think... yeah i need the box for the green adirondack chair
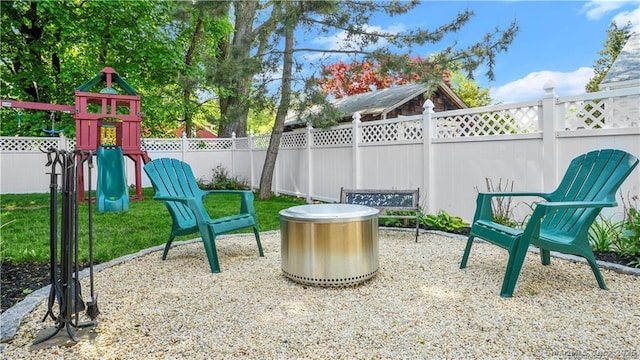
[143,158,263,273]
[460,149,638,297]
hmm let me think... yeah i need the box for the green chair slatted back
[545,151,627,226]
[145,158,203,234]
[460,149,638,297]
[144,158,263,273]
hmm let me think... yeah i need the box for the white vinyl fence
[2,84,639,222]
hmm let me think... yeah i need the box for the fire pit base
[279,204,379,287]
[281,268,379,287]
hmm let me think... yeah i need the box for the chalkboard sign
[340,188,419,211]
[344,192,415,208]
[340,188,421,242]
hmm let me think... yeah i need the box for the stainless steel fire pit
[279,204,379,287]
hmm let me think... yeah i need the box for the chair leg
[162,235,176,260]
[540,248,551,265]
[253,225,264,257]
[500,242,529,298]
[584,254,608,290]
[201,229,221,273]
[460,235,475,269]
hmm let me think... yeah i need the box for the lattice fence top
[187,138,232,151]
[360,119,422,143]
[235,138,250,150]
[313,127,351,147]
[562,94,640,130]
[252,134,270,150]
[2,89,637,154]
[0,136,66,152]
[281,131,307,148]
[398,120,422,141]
[141,139,182,152]
[435,105,540,138]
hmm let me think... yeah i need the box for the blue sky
[303,0,639,104]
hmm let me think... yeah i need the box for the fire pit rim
[279,203,379,223]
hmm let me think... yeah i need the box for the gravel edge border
[1,228,638,345]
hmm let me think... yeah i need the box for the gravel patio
[1,229,639,359]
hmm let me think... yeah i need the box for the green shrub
[379,211,417,228]
[198,164,249,190]
[616,203,640,267]
[421,210,468,233]
[588,194,640,268]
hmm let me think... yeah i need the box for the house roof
[332,82,429,117]
[285,81,465,126]
[600,32,640,90]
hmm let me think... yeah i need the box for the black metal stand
[34,148,98,345]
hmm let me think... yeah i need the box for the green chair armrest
[201,190,257,216]
[477,191,550,199]
[205,190,254,195]
[153,195,192,203]
[473,192,550,223]
[535,201,617,210]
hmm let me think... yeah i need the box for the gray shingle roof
[285,81,466,126]
[601,32,640,89]
[330,82,428,117]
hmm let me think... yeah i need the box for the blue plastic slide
[96,146,130,213]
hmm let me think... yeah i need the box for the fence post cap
[423,99,435,113]
[543,79,557,97]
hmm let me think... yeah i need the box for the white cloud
[490,67,594,104]
[612,6,640,32]
[581,1,628,20]
[310,24,407,53]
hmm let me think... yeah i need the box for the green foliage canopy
[0,0,231,138]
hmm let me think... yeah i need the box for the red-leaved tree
[317,56,451,98]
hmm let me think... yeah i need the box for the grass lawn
[0,188,307,264]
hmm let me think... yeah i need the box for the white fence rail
[2,85,639,222]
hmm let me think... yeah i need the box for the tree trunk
[182,11,205,138]
[258,11,295,200]
[217,1,257,138]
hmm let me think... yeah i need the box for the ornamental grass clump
[617,195,640,267]
[587,193,640,268]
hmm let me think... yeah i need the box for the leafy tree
[248,105,277,135]
[450,71,492,107]
[318,59,419,99]
[585,21,633,92]
[0,0,231,138]
[317,58,492,107]
[205,1,280,138]
[256,1,519,199]
[1,1,75,136]
[0,1,183,136]
[170,1,232,137]
[317,58,427,98]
